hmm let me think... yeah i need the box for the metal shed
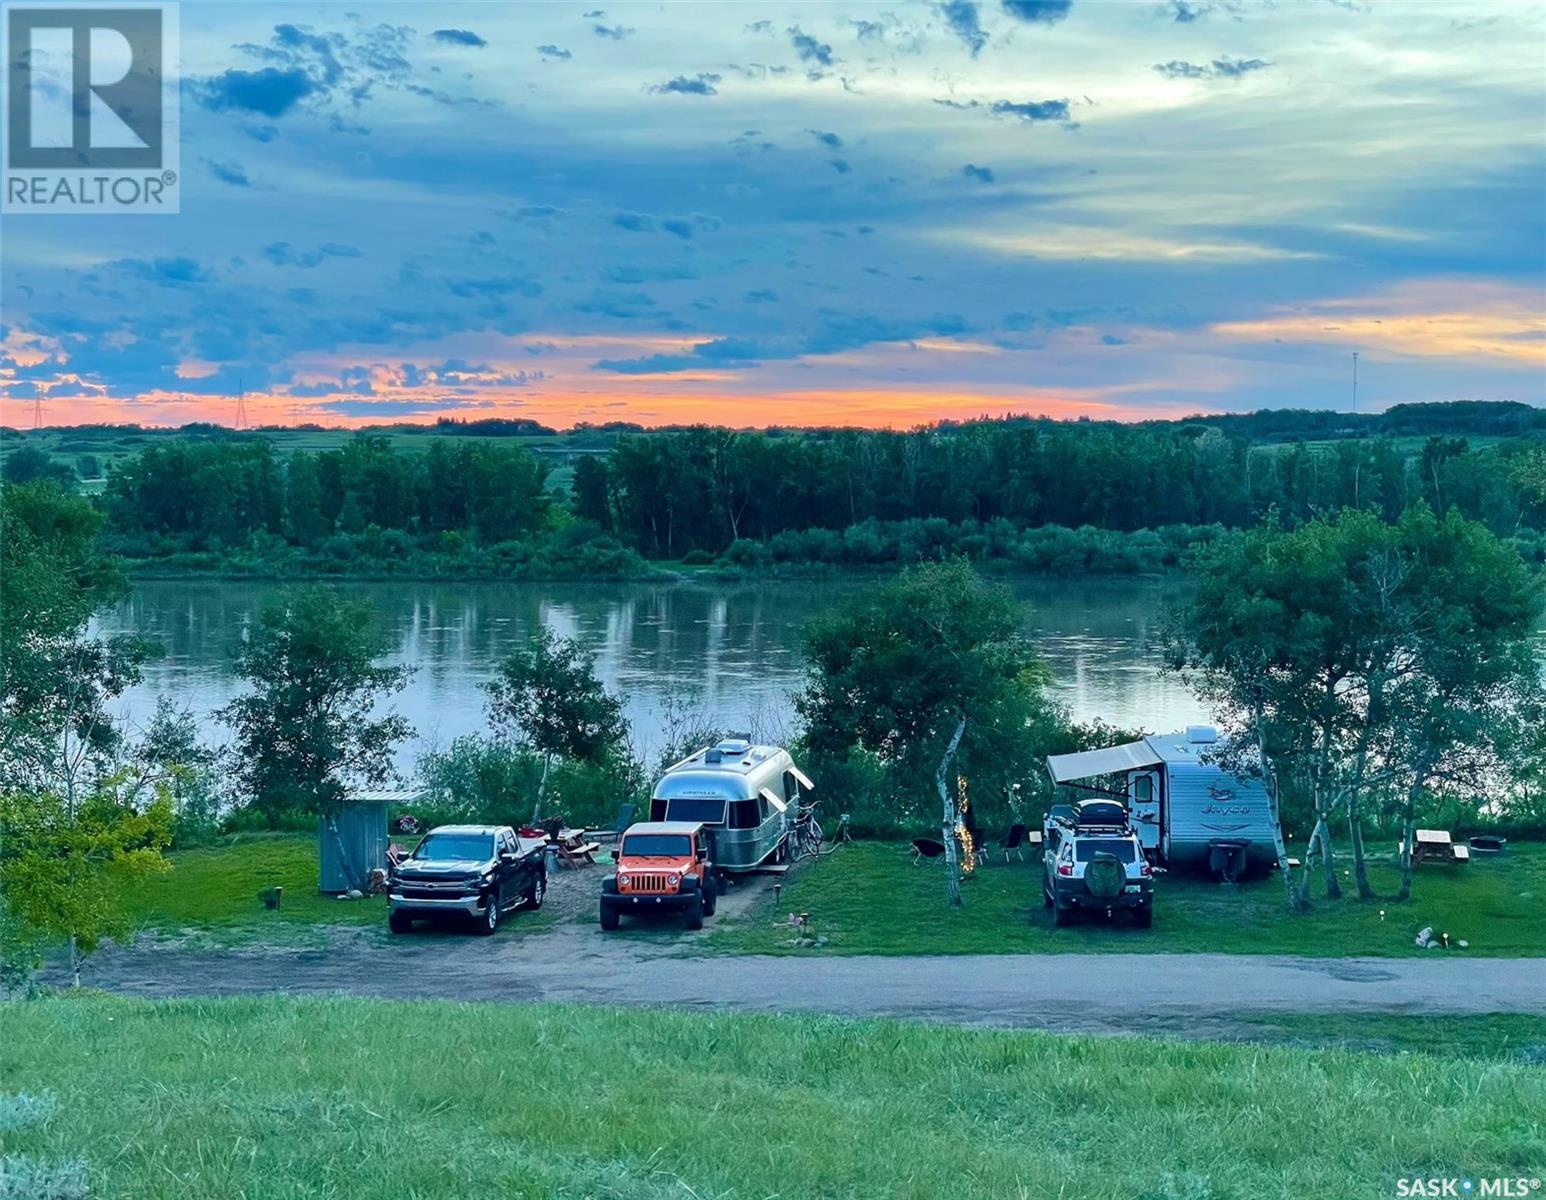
[318,789,423,894]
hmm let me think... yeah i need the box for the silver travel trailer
[1045,726,1279,878]
[649,739,815,873]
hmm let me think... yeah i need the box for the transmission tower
[235,379,248,430]
[1351,351,1359,414]
[32,395,43,429]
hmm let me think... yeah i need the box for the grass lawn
[118,833,555,946]
[1,995,1540,1200]
[707,840,1546,958]
[1235,1012,1546,1063]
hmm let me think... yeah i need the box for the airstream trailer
[649,740,814,873]
[1045,726,1279,879]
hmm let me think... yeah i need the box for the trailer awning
[1045,741,1164,785]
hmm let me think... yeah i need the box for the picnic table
[554,827,601,869]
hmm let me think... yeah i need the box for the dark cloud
[537,44,572,59]
[851,18,887,39]
[431,29,486,47]
[787,26,834,66]
[745,19,772,33]
[1154,56,1270,79]
[809,129,844,148]
[113,257,211,285]
[261,242,362,268]
[1002,0,1072,23]
[939,0,987,56]
[205,158,255,187]
[593,23,633,40]
[830,158,852,174]
[962,163,995,183]
[661,219,695,239]
[992,98,1070,121]
[197,67,317,117]
[651,73,722,96]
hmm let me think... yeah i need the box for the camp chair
[998,823,1028,863]
[598,803,636,849]
[910,838,947,866]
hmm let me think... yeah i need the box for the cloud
[809,129,844,148]
[1154,57,1270,79]
[613,212,655,232]
[992,99,1070,121]
[205,158,255,187]
[830,159,852,174]
[1164,0,1238,22]
[113,257,211,285]
[262,242,361,268]
[962,163,995,183]
[851,18,887,39]
[537,44,572,60]
[787,26,834,66]
[1002,0,1072,23]
[431,29,486,48]
[197,67,317,117]
[593,23,633,40]
[745,20,772,33]
[940,97,1072,125]
[651,73,722,96]
[939,1,987,56]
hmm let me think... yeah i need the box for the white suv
[1042,800,1154,928]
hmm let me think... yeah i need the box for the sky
[2,0,1543,430]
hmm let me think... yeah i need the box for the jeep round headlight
[618,873,630,887]
[667,873,680,886]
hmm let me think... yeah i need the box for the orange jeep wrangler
[600,821,718,931]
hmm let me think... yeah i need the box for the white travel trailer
[649,739,815,873]
[1045,725,1279,879]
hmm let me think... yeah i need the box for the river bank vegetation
[4,401,1545,579]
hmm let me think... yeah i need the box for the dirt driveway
[55,866,1546,1037]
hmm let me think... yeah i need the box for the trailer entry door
[1130,771,1161,853]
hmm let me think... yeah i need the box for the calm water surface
[99,577,1211,771]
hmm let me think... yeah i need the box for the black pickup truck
[388,824,547,935]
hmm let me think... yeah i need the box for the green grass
[707,841,1546,957]
[118,833,554,947]
[1235,1012,1546,1063]
[0,995,1540,1200]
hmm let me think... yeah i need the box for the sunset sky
[2,0,1543,430]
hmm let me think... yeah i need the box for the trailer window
[728,799,760,829]
[1075,840,1138,863]
[664,797,728,824]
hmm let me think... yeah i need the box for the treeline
[587,422,1546,558]
[17,406,1546,577]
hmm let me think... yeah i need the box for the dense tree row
[588,422,1546,558]
[102,436,550,551]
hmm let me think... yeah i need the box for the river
[98,577,1211,771]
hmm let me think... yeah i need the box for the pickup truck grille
[625,873,673,893]
[395,880,476,897]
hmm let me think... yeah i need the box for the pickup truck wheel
[1052,902,1073,928]
[683,894,705,931]
[599,901,620,931]
[389,910,412,934]
[525,874,546,910]
[475,891,500,935]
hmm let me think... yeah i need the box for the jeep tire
[599,900,620,931]
[683,894,705,931]
[702,874,718,916]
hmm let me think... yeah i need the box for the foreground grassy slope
[2,996,1541,1200]
[710,841,1546,957]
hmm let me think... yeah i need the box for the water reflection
[98,577,1212,771]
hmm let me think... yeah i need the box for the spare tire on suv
[1083,852,1127,901]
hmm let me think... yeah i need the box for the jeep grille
[626,873,673,893]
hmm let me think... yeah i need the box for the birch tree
[797,559,1047,907]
